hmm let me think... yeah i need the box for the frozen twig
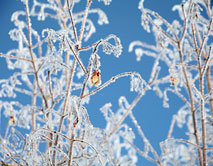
[24,0,49,109]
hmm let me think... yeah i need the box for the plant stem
[67,0,78,42]
[32,80,37,131]
[206,66,213,116]
[78,0,92,45]
[52,58,76,165]
[68,128,75,166]
[177,41,203,166]
[24,1,49,109]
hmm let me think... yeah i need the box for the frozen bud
[73,117,79,128]
[170,75,179,86]
[89,70,101,87]
[9,115,17,126]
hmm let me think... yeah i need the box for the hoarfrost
[1,0,212,165]
[97,0,112,6]
[101,34,122,58]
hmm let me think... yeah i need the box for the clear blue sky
[0,0,187,165]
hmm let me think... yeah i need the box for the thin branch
[108,92,143,136]
[167,115,176,139]
[179,0,192,42]
[177,41,203,166]
[152,11,178,40]
[167,138,202,149]
[24,1,49,109]
[197,19,212,166]
[201,46,212,76]
[192,18,212,166]
[19,30,29,47]
[78,0,92,44]
[68,128,75,166]
[198,18,212,69]
[67,0,78,42]
[32,37,48,49]
[0,53,32,62]
[145,13,177,43]
[166,88,191,108]
[81,72,143,99]
[206,65,213,116]
[176,63,199,70]
[78,41,100,51]
[122,135,161,165]
[129,112,160,163]
[52,58,77,165]
[32,80,37,131]
[66,38,86,73]
[48,71,54,104]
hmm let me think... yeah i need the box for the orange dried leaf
[89,70,101,87]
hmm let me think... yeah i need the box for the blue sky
[0,0,187,165]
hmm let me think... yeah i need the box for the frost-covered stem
[52,58,77,165]
[65,52,69,88]
[152,11,178,40]
[3,120,9,139]
[78,41,101,51]
[59,4,71,89]
[67,0,78,42]
[200,97,206,166]
[81,72,139,99]
[177,41,203,166]
[166,88,191,107]
[194,24,206,59]
[56,0,63,11]
[203,0,211,17]
[109,92,143,136]
[167,115,176,139]
[179,4,187,42]
[195,22,213,116]
[66,38,86,73]
[122,135,161,165]
[206,66,213,116]
[177,2,203,164]
[202,46,212,76]
[193,18,212,166]
[0,53,32,62]
[19,30,29,46]
[145,13,177,43]
[32,37,48,49]
[195,20,213,166]
[191,24,199,55]
[24,1,48,109]
[198,55,207,166]
[148,54,160,84]
[73,139,102,165]
[48,71,54,104]
[32,80,37,131]
[198,18,212,67]
[80,62,91,99]
[168,138,202,149]
[78,0,92,45]
[68,128,75,166]
[2,151,19,165]
[179,0,192,42]
[129,112,161,164]
[197,50,206,166]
